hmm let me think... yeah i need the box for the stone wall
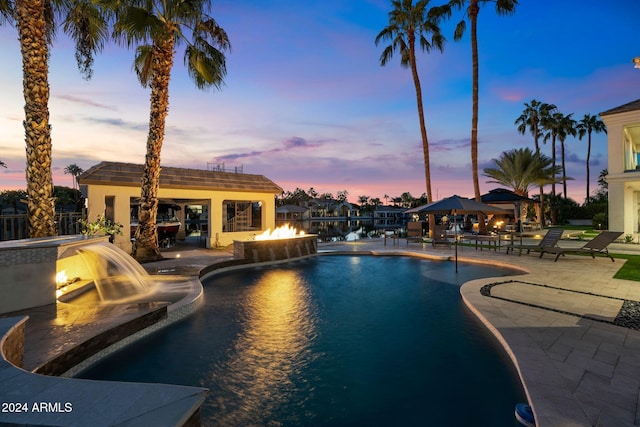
[233,235,317,263]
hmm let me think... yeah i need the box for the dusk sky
[0,0,638,203]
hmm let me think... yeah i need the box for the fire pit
[233,225,317,263]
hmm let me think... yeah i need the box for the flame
[56,270,68,285]
[255,224,305,240]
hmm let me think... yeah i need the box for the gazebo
[481,188,538,231]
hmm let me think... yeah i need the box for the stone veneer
[233,235,317,263]
[0,235,109,314]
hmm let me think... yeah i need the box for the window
[624,125,640,171]
[223,200,263,232]
[105,196,115,222]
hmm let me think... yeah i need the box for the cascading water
[75,241,156,303]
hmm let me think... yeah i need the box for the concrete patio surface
[2,234,640,426]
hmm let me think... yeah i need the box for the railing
[0,212,85,241]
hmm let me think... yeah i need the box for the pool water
[81,255,526,426]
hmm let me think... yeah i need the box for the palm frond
[133,44,153,87]
[0,0,13,25]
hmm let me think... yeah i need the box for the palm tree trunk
[134,37,175,262]
[586,131,592,202]
[469,1,487,234]
[551,135,556,197]
[561,141,567,199]
[408,33,435,234]
[550,134,558,224]
[16,0,56,238]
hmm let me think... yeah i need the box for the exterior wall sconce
[633,57,640,68]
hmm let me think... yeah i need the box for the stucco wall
[603,109,640,237]
[86,184,277,251]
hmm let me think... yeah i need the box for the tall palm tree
[100,0,230,262]
[576,114,607,202]
[514,99,556,225]
[554,113,576,199]
[541,114,559,197]
[438,0,517,231]
[541,111,575,222]
[376,0,445,215]
[63,163,84,190]
[1,0,107,238]
[515,99,556,155]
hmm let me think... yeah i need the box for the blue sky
[0,0,638,203]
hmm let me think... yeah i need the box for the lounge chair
[431,225,451,249]
[539,231,623,262]
[506,228,564,256]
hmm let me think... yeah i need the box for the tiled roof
[79,162,282,194]
[600,99,640,116]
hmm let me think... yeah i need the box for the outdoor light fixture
[633,57,640,68]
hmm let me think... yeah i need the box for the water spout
[74,241,155,303]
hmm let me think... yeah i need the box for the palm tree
[483,147,559,225]
[101,0,230,261]
[376,0,445,215]
[555,113,576,199]
[0,160,6,168]
[483,148,556,197]
[1,0,107,238]
[515,99,556,224]
[438,0,517,233]
[541,113,559,197]
[63,163,84,190]
[576,114,607,202]
[539,112,575,222]
[515,99,556,155]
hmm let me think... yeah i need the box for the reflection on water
[208,270,317,426]
[81,256,526,426]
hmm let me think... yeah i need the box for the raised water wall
[0,235,109,314]
[233,235,317,263]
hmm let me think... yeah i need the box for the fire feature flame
[56,270,68,285]
[254,224,305,240]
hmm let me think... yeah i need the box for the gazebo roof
[79,161,282,194]
[481,188,535,203]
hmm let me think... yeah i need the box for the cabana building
[601,99,640,239]
[79,162,282,251]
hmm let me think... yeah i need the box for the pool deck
[3,236,640,426]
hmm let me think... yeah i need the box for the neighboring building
[373,205,407,228]
[276,204,307,221]
[79,162,282,251]
[305,198,354,218]
[601,99,640,238]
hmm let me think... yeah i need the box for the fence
[0,212,85,241]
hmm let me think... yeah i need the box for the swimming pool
[81,255,526,426]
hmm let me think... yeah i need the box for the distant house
[276,204,307,221]
[373,205,407,227]
[600,99,640,238]
[79,161,282,250]
[305,198,354,218]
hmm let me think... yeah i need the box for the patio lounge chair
[539,231,623,262]
[431,225,451,249]
[506,227,564,256]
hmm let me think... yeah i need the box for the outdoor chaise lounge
[539,231,623,262]
[506,227,564,256]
